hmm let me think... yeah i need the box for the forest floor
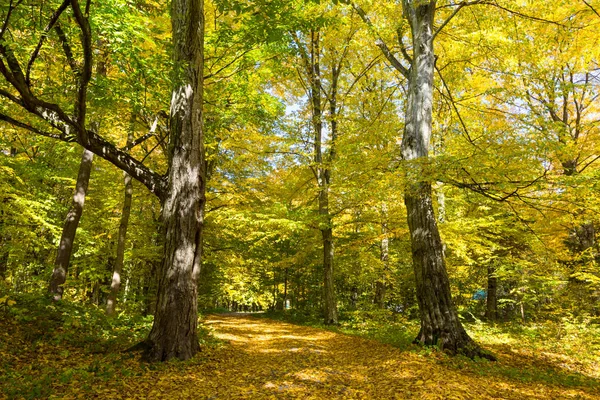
[1,298,600,399]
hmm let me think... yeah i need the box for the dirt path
[132,314,599,399]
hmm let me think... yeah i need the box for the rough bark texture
[401,1,493,360]
[144,0,205,361]
[485,265,498,321]
[48,148,94,301]
[106,115,135,316]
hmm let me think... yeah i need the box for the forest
[0,0,599,398]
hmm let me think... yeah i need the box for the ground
[1,309,599,399]
[177,314,599,399]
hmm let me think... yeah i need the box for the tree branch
[435,64,480,147]
[0,112,67,140]
[583,0,600,18]
[54,24,79,74]
[70,0,93,142]
[342,0,409,78]
[433,1,485,40]
[0,0,24,41]
[26,0,70,85]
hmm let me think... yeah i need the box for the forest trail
[130,314,600,399]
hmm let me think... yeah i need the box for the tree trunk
[375,204,389,309]
[401,1,493,360]
[144,0,205,361]
[48,148,94,301]
[322,225,337,323]
[311,30,338,325]
[143,260,159,316]
[106,114,135,316]
[485,265,498,321]
[283,267,288,309]
[0,247,7,281]
[292,29,339,324]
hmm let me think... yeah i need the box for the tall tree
[143,0,205,361]
[345,0,493,358]
[293,29,338,324]
[0,0,205,360]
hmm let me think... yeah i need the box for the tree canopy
[1,0,600,376]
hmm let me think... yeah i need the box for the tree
[48,148,93,300]
[106,113,135,316]
[343,0,494,358]
[0,0,205,361]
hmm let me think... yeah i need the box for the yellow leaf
[0,296,7,304]
[7,300,16,306]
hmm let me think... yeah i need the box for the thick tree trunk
[48,148,94,300]
[106,115,135,316]
[144,0,205,361]
[401,1,493,360]
[485,265,498,321]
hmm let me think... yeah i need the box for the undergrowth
[0,292,217,400]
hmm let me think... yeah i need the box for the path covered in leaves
[129,314,599,399]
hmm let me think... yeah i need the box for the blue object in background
[472,289,487,300]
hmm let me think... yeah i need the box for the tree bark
[310,30,337,325]
[0,246,7,281]
[293,29,339,324]
[400,1,493,360]
[106,114,135,316]
[48,148,94,301]
[485,265,498,321]
[283,267,288,309]
[375,204,389,309]
[144,0,205,361]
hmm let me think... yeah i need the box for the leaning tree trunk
[144,0,205,361]
[48,148,94,301]
[401,0,493,360]
[106,114,135,316]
